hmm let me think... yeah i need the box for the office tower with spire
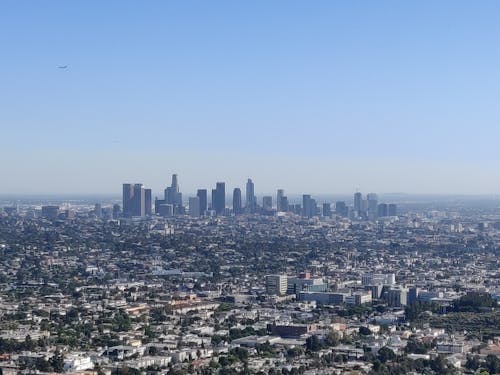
[232,188,242,215]
[245,178,256,213]
[165,174,182,214]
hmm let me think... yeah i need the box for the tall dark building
[214,182,225,215]
[233,188,242,215]
[277,189,284,211]
[211,189,217,211]
[377,203,388,217]
[189,196,200,217]
[197,189,208,215]
[132,183,146,217]
[354,192,362,212]
[322,203,332,217]
[367,193,378,220]
[388,203,397,216]
[302,194,316,218]
[245,178,256,213]
[279,196,289,212]
[145,189,152,216]
[112,204,121,219]
[335,201,347,217]
[123,183,146,217]
[262,196,273,211]
[123,183,134,217]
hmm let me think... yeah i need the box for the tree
[230,347,249,362]
[359,326,372,336]
[35,358,51,372]
[452,292,498,312]
[430,355,447,373]
[406,337,432,354]
[325,331,339,347]
[306,335,322,352]
[485,354,500,374]
[377,347,396,363]
[465,354,480,371]
[372,359,382,372]
[113,310,132,332]
[50,350,65,373]
[286,347,303,358]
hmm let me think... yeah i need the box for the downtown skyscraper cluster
[121,174,396,220]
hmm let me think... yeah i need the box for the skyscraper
[165,174,182,208]
[302,194,316,218]
[277,189,284,211]
[322,203,331,217]
[132,183,146,217]
[262,196,272,211]
[171,173,178,192]
[112,204,121,219]
[388,203,397,216]
[123,183,146,217]
[377,203,388,217]
[145,189,152,216]
[214,182,225,215]
[245,178,255,213]
[122,183,134,217]
[280,196,289,212]
[354,192,362,212]
[335,201,347,217]
[211,189,217,211]
[189,196,200,217]
[197,189,207,215]
[367,193,378,220]
[233,188,242,215]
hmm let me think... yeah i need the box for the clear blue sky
[1,1,500,195]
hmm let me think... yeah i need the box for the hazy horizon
[2,2,500,194]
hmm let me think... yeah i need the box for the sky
[1,1,500,195]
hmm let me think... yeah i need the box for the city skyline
[2,2,500,194]
[2,3,500,373]
[122,173,397,219]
